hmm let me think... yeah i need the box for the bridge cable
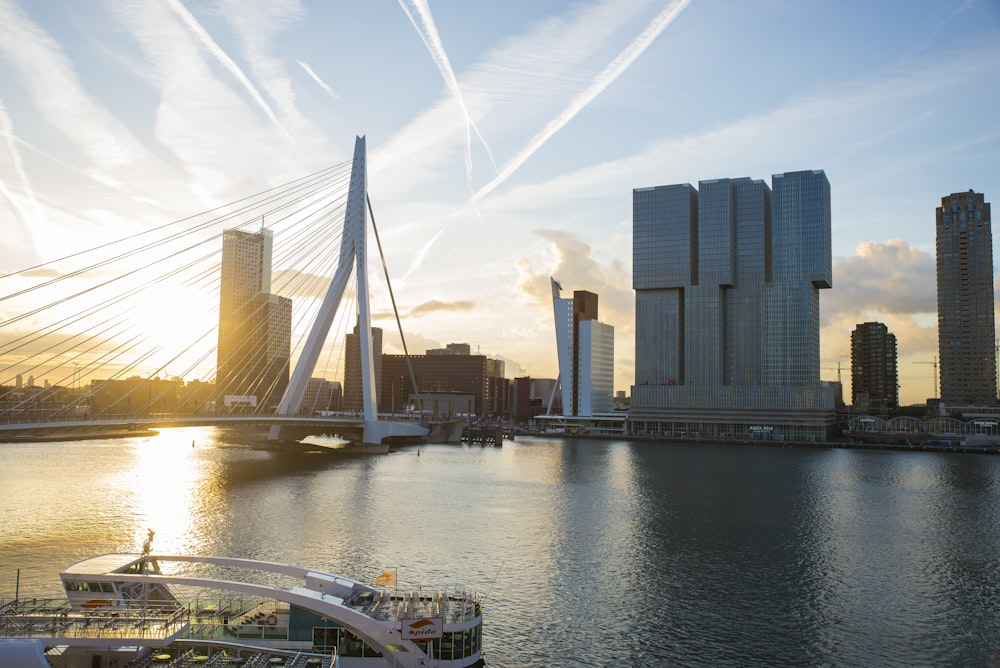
[367,193,423,418]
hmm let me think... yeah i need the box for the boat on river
[0,540,485,668]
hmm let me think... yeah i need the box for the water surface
[1,428,998,666]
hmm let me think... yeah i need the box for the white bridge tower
[271,136,427,445]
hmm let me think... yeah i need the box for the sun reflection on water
[114,428,216,555]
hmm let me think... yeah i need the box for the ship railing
[0,603,187,641]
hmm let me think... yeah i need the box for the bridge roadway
[0,414,424,444]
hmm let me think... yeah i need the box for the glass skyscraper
[631,170,835,441]
[936,190,996,405]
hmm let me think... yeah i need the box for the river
[1,427,998,666]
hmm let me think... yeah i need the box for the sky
[1,0,999,406]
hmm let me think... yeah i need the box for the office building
[936,190,996,405]
[216,229,291,411]
[630,170,836,441]
[850,322,898,414]
[551,280,614,416]
[381,346,508,418]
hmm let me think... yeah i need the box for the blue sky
[1,0,999,404]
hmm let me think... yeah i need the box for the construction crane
[822,361,850,385]
[914,356,938,397]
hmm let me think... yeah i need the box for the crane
[822,361,850,384]
[914,356,938,398]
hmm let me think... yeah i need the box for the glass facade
[579,320,614,414]
[632,171,835,441]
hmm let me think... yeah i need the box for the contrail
[296,59,340,99]
[0,97,43,252]
[166,0,290,139]
[398,0,497,192]
[472,0,693,204]
[401,226,447,282]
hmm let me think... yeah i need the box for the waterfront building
[216,229,291,411]
[630,170,836,441]
[427,343,472,355]
[850,322,898,415]
[936,190,996,405]
[301,377,339,414]
[344,322,383,414]
[512,376,551,423]
[551,279,615,416]
[381,346,508,417]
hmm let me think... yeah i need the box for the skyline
[1,1,1000,405]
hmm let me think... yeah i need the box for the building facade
[344,323,383,414]
[216,229,291,411]
[936,190,996,405]
[381,348,508,418]
[850,322,898,415]
[630,170,836,441]
[551,280,614,416]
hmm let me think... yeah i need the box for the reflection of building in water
[630,170,836,442]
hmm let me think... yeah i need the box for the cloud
[516,229,632,319]
[405,299,478,317]
[0,1,149,173]
[512,227,634,390]
[0,97,42,263]
[824,239,936,321]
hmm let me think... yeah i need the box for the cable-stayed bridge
[0,136,428,446]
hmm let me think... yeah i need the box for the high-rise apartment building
[216,229,291,411]
[551,280,614,416]
[630,170,835,441]
[936,190,996,405]
[344,321,383,413]
[850,322,898,414]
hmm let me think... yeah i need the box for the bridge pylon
[270,136,427,445]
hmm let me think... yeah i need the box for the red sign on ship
[401,617,444,640]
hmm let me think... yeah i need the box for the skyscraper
[216,229,291,411]
[631,170,835,441]
[551,279,614,416]
[850,322,898,415]
[936,190,996,405]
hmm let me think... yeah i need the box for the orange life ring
[266,614,278,627]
